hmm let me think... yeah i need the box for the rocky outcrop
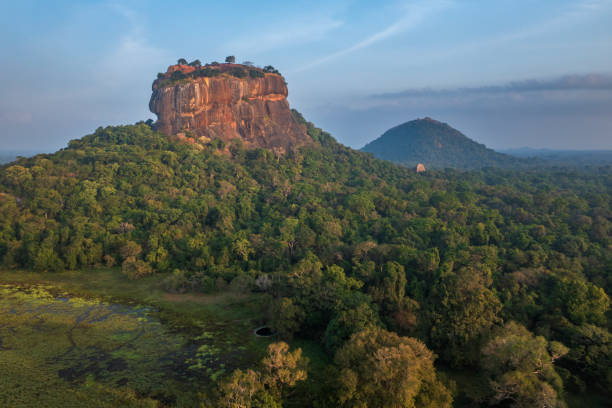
[149,64,310,154]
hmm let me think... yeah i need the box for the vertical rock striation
[149,64,310,153]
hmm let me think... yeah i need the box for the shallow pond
[0,284,255,407]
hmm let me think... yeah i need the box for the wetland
[0,269,270,407]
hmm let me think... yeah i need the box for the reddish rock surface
[149,65,310,154]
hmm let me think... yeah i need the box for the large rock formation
[149,64,310,153]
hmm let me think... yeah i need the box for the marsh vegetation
[0,269,273,407]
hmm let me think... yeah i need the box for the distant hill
[0,151,38,164]
[361,118,521,170]
[0,155,15,165]
[502,147,612,166]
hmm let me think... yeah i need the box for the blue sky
[1,0,611,151]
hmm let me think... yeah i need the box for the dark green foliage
[228,67,247,78]
[548,277,610,326]
[194,67,221,78]
[177,58,188,65]
[214,342,307,407]
[324,302,380,353]
[0,113,611,406]
[334,328,453,407]
[263,65,280,74]
[170,70,186,80]
[556,324,612,393]
[225,55,236,64]
[249,69,265,78]
[481,322,567,407]
[361,117,524,169]
[426,265,502,366]
[155,59,277,88]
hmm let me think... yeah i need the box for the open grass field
[0,269,274,407]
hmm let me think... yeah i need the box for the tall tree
[426,265,502,366]
[334,327,452,408]
[481,321,568,408]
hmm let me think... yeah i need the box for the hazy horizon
[1,0,611,152]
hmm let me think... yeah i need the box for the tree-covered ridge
[0,115,611,406]
[155,57,282,88]
[362,117,524,169]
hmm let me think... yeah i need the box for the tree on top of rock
[177,58,188,65]
[225,55,236,64]
[263,65,280,74]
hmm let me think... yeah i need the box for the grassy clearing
[0,268,269,335]
[0,269,271,407]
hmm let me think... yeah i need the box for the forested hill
[502,147,612,166]
[361,117,523,169]
[0,151,37,165]
[0,112,611,406]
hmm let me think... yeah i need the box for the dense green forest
[0,113,610,407]
[361,117,524,169]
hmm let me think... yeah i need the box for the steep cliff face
[149,65,310,153]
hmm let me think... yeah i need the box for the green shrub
[122,257,153,280]
[229,274,254,293]
[228,67,247,78]
[200,275,216,293]
[263,65,280,74]
[171,70,186,80]
[163,269,190,293]
[249,69,265,78]
[195,67,220,78]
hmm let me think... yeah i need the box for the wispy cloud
[488,0,612,44]
[414,0,612,64]
[224,16,343,55]
[372,74,612,99]
[309,73,612,150]
[295,0,453,72]
[575,0,612,12]
[95,3,168,88]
